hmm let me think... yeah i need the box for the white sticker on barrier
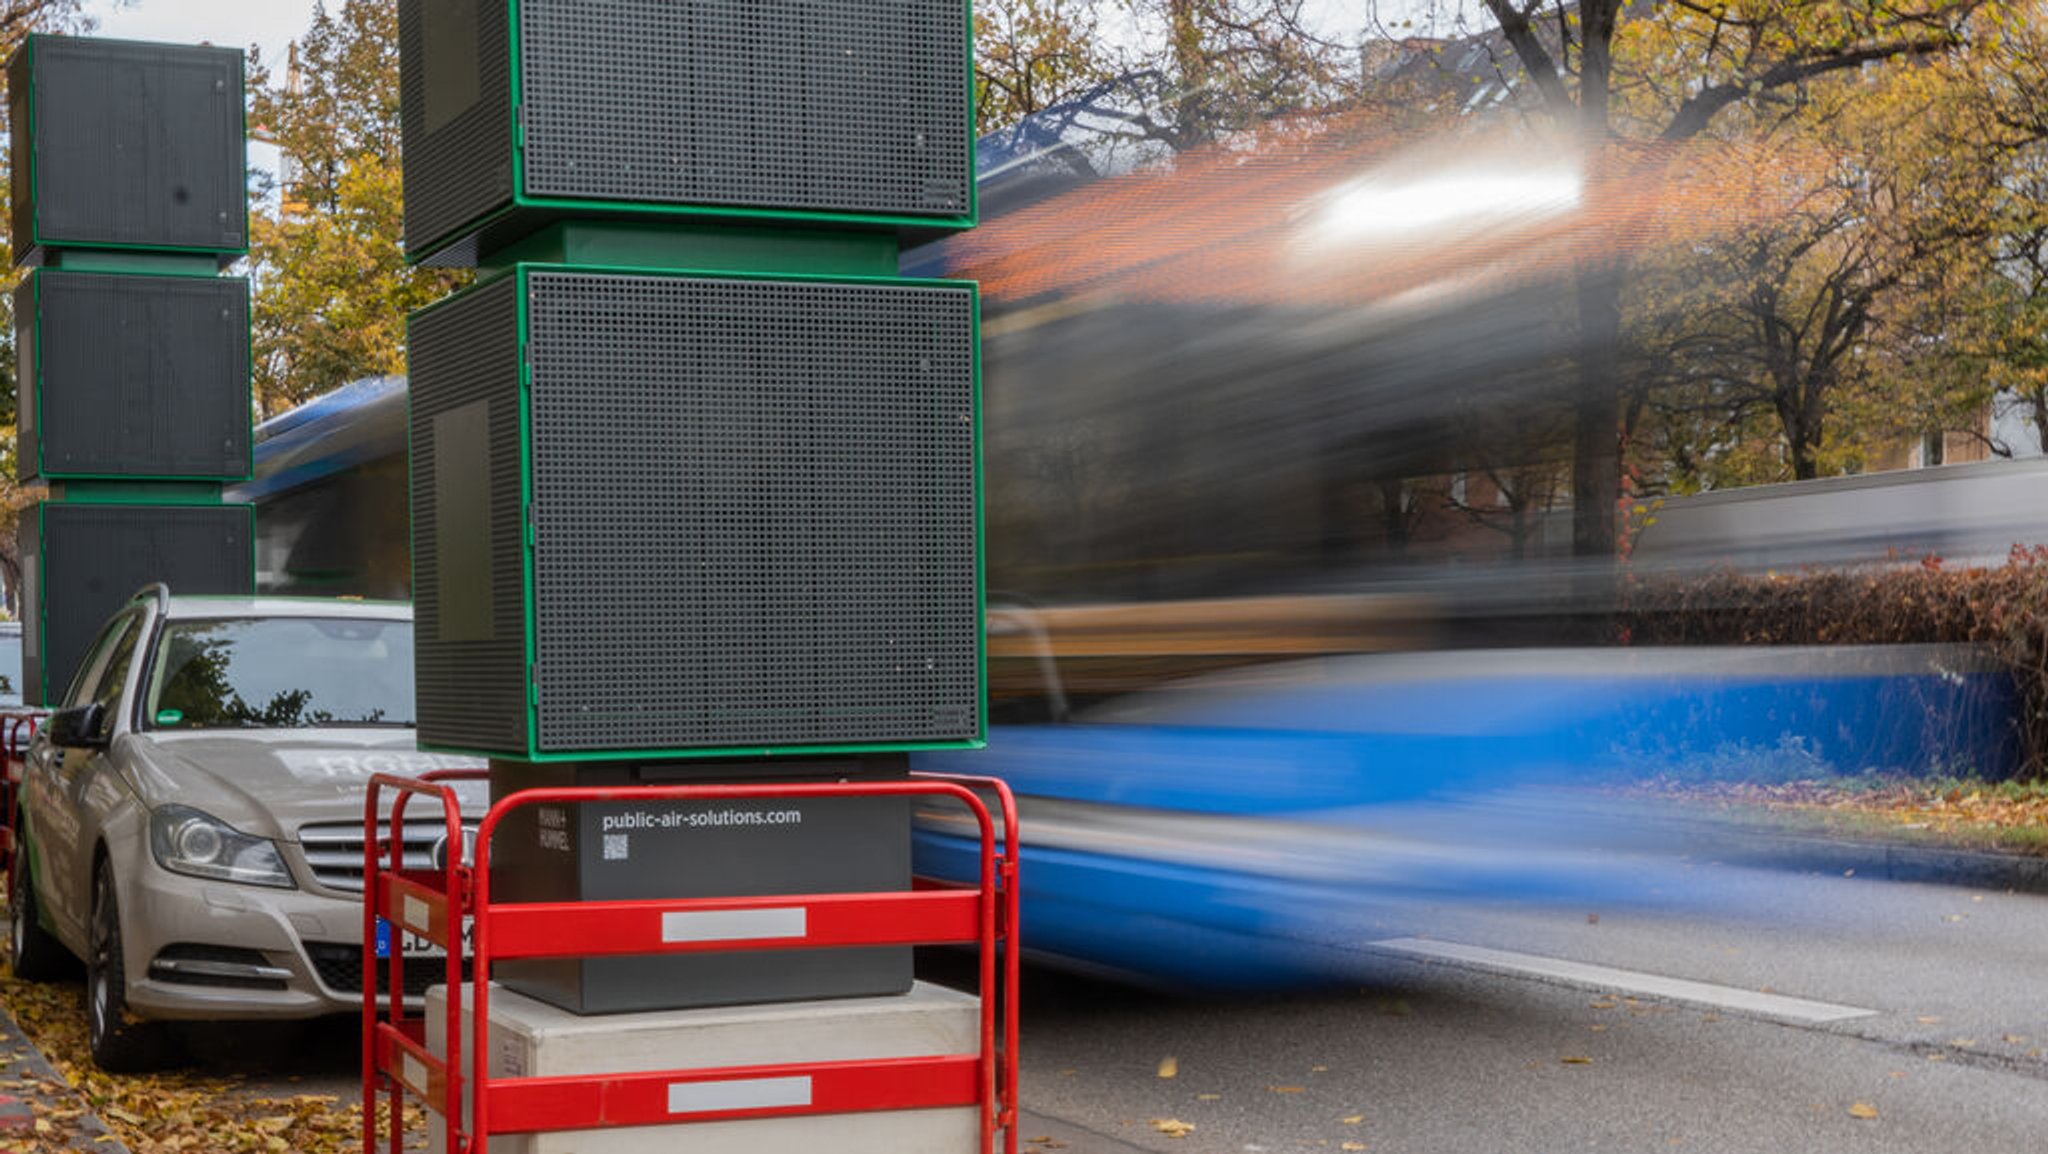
[667,1075,813,1115]
[403,895,431,934]
[402,1054,428,1094]
[660,907,807,944]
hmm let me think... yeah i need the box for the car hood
[119,729,487,841]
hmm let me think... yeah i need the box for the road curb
[0,989,132,1154]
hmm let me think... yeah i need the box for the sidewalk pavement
[0,820,2044,1154]
[0,992,128,1154]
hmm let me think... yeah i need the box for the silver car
[7,587,482,1070]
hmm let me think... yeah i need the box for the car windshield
[144,616,414,730]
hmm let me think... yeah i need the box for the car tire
[7,837,75,981]
[87,864,174,1072]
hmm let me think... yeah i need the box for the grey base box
[426,981,981,1154]
[488,758,912,1015]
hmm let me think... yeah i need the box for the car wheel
[7,840,75,981]
[87,864,174,1072]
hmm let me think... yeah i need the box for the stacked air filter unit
[398,0,983,1014]
[397,0,974,265]
[8,36,254,704]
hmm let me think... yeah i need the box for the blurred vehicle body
[225,93,2033,987]
[1630,457,2048,574]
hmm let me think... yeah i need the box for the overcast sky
[86,0,316,67]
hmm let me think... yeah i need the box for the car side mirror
[45,703,108,750]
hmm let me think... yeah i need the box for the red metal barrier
[362,771,1019,1154]
[0,711,45,893]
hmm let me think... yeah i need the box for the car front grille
[296,819,458,892]
[304,941,474,999]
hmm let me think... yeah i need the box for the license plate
[374,916,473,959]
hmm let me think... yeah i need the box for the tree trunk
[1377,478,1411,554]
[1166,0,1213,150]
[1570,5,1620,558]
[1776,393,1820,479]
[1571,271,1622,556]
[1790,444,1819,479]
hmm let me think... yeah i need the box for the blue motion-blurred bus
[236,90,2021,987]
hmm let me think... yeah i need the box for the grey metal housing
[7,35,247,264]
[15,270,251,483]
[396,0,974,262]
[407,267,984,759]
[19,504,254,706]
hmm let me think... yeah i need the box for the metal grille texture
[398,0,970,257]
[407,276,530,753]
[9,37,245,258]
[525,270,980,753]
[23,270,250,482]
[397,0,514,259]
[519,0,970,220]
[295,820,444,894]
[304,942,473,998]
[23,503,252,706]
[408,269,982,756]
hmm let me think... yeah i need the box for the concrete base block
[425,981,982,1153]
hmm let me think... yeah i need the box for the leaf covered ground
[1629,776,2048,856]
[0,955,420,1154]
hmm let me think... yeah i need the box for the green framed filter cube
[396,0,975,264]
[18,501,254,706]
[7,36,247,266]
[407,264,984,760]
[15,268,252,483]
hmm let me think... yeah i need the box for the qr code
[603,833,629,861]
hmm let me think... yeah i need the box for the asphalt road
[132,840,2044,1154]
[1007,861,2048,1154]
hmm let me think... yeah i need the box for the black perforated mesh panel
[407,276,530,753]
[23,503,252,706]
[398,0,971,258]
[397,0,514,260]
[8,37,245,260]
[23,270,249,482]
[518,0,970,221]
[525,270,980,753]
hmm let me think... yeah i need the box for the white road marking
[1371,937,1878,1023]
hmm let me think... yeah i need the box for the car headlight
[149,806,295,889]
